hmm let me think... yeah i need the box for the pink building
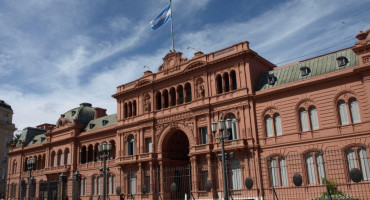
[7,29,370,200]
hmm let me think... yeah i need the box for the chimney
[94,107,107,119]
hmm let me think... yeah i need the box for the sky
[1,0,369,134]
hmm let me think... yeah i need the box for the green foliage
[6,133,21,148]
[309,178,354,200]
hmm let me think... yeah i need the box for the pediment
[135,79,151,88]
[184,61,206,71]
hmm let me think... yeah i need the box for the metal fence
[7,145,370,200]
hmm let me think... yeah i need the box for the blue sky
[1,0,369,133]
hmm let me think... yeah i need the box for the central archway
[162,129,190,167]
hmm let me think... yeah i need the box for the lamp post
[98,142,112,200]
[211,119,233,200]
[27,157,36,200]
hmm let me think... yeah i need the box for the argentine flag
[150,4,171,30]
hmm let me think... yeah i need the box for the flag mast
[170,0,175,52]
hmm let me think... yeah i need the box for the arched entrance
[161,129,191,199]
[162,129,190,166]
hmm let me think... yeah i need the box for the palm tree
[7,133,21,148]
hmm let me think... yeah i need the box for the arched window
[346,146,370,181]
[109,140,116,159]
[156,92,162,110]
[185,83,192,103]
[230,70,237,90]
[163,90,169,108]
[127,135,135,156]
[12,161,17,174]
[177,85,184,105]
[309,106,319,130]
[51,152,56,167]
[349,98,361,123]
[128,102,132,117]
[299,108,309,132]
[170,87,176,106]
[338,100,349,125]
[133,100,137,116]
[57,150,63,166]
[37,155,42,170]
[225,113,238,140]
[88,145,94,163]
[65,149,70,165]
[265,116,273,137]
[265,113,282,137]
[223,73,230,92]
[81,146,87,164]
[124,103,128,118]
[274,114,282,136]
[269,156,288,186]
[216,75,223,94]
[305,152,325,184]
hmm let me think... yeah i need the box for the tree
[6,133,21,148]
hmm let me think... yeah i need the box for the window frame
[304,151,326,185]
[268,155,289,187]
[264,111,283,138]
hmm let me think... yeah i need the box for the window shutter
[300,109,309,131]
[316,154,325,184]
[270,158,279,186]
[358,148,370,181]
[338,101,349,125]
[306,154,316,184]
[274,114,282,136]
[279,157,288,186]
[266,116,273,137]
[350,99,361,123]
[309,107,319,130]
[346,150,357,171]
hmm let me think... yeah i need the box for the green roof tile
[256,48,359,91]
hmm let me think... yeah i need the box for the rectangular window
[129,171,136,194]
[145,138,152,153]
[306,154,316,184]
[338,101,349,125]
[358,148,370,181]
[270,158,279,187]
[279,157,288,186]
[199,127,208,144]
[199,170,208,191]
[229,159,242,190]
[144,175,150,193]
[316,154,326,184]
[350,99,361,123]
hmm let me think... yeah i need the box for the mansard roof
[16,127,46,147]
[84,113,117,132]
[28,134,46,146]
[256,48,359,91]
[57,102,95,126]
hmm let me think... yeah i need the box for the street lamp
[27,157,36,200]
[98,142,112,200]
[211,119,233,200]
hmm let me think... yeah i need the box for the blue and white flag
[150,4,171,30]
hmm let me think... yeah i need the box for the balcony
[212,139,247,152]
[138,153,156,161]
[117,155,138,165]
[44,164,71,175]
[78,159,116,170]
[192,144,212,155]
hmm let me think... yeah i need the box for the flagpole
[170,0,175,52]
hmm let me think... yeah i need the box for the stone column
[206,154,213,192]
[159,161,164,195]
[190,156,198,193]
